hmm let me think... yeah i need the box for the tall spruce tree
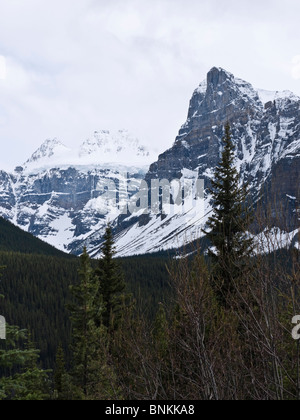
[204,123,254,304]
[95,224,126,331]
[67,247,122,400]
[68,247,100,398]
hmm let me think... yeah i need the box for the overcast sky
[0,0,299,171]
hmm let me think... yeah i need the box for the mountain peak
[79,129,155,165]
[31,138,66,158]
[207,67,234,86]
[25,138,71,167]
[182,68,260,132]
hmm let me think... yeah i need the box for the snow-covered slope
[79,130,153,166]
[257,88,299,105]
[0,130,155,253]
[24,138,72,170]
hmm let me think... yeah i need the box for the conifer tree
[68,247,100,398]
[53,344,69,400]
[67,245,126,399]
[53,345,66,394]
[0,324,50,400]
[204,123,254,304]
[153,303,169,359]
[95,224,126,331]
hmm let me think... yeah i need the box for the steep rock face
[0,167,146,252]
[147,67,300,197]
[113,67,300,256]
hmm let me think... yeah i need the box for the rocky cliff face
[147,67,300,191]
[112,67,300,255]
[0,68,299,256]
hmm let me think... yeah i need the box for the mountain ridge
[22,129,156,174]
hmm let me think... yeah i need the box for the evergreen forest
[0,125,299,400]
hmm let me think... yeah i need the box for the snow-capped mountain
[0,130,155,253]
[23,130,155,174]
[91,67,300,256]
[25,138,71,168]
[0,67,299,256]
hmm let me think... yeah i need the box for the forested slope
[0,216,70,257]
[0,250,170,369]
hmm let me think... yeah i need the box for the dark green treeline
[0,251,170,369]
